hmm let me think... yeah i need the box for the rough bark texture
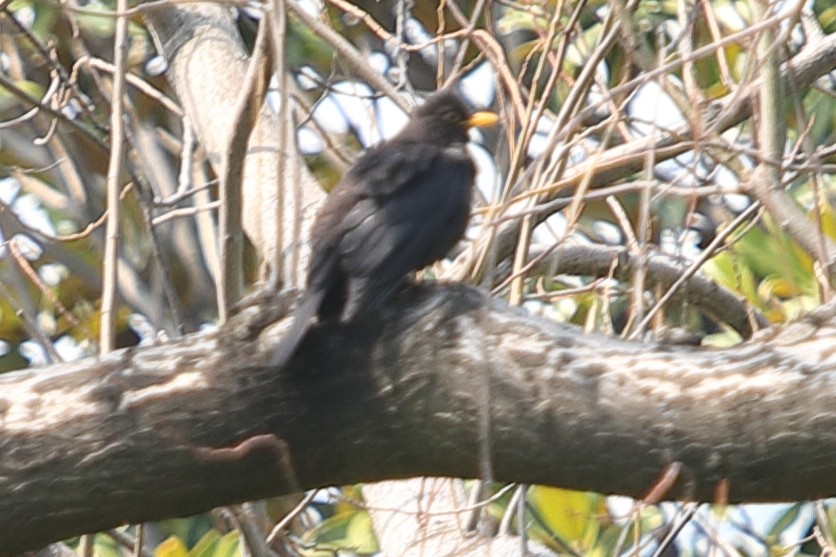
[1,285,835,554]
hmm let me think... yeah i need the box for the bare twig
[268,0,290,286]
[99,0,130,354]
[746,0,836,276]
[266,490,319,544]
[218,16,269,322]
[285,0,408,111]
[628,201,765,339]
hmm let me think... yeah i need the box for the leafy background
[1,0,834,554]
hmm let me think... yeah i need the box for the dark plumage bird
[270,90,498,368]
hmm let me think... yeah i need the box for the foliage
[0,0,834,553]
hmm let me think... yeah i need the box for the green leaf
[528,486,605,552]
[155,536,189,557]
[301,510,378,555]
[189,530,221,557]
[210,531,240,557]
[91,532,122,557]
[815,1,836,33]
[766,503,804,545]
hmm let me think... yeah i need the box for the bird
[269,89,498,368]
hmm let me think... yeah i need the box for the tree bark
[144,3,323,285]
[2,285,835,555]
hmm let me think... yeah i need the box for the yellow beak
[467,111,499,128]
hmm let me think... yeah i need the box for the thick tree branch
[2,285,835,554]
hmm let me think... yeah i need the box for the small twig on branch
[218,17,270,321]
[99,0,130,354]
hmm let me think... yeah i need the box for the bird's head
[400,90,498,146]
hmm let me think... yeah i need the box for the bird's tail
[268,291,324,369]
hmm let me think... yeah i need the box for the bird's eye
[442,109,458,123]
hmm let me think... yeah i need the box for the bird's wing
[342,141,438,197]
[336,144,474,321]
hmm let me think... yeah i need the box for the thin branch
[268,0,290,286]
[451,30,836,286]
[509,240,768,338]
[626,200,765,338]
[746,0,836,276]
[77,57,184,117]
[0,72,107,148]
[218,17,269,322]
[285,0,409,111]
[151,200,221,226]
[266,490,318,544]
[99,0,130,354]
